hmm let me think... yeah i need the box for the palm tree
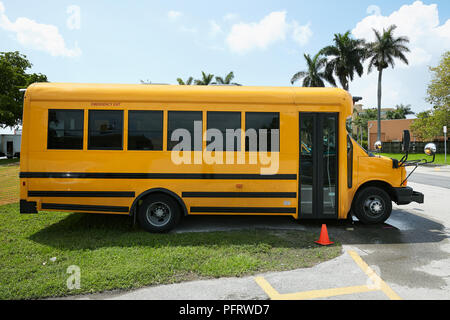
[214,72,241,86]
[291,53,335,87]
[177,77,194,85]
[319,31,366,91]
[386,104,414,119]
[365,25,410,141]
[194,72,215,85]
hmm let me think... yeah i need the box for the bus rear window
[47,109,84,150]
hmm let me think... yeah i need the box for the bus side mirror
[402,130,410,153]
[374,141,382,152]
[424,143,437,156]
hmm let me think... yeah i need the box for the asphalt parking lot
[72,166,450,300]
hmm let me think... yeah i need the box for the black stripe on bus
[20,172,297,180]
[29,191,135,198]
[41,203,129,213]
[190,207,296,214]
[182,192,297,198]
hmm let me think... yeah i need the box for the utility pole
[445,126,447,164]
[368,123,373,151]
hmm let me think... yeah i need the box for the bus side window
[128,111,163,151]
[167,111,203,151]
[245,112,280,152]
[47,109,84,150]
[88,110,124,150]
[207,111,241,151]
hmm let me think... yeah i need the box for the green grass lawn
[0,203,341,300]
[0,158,20,166]
[0,161,19,205]
[380,153,448,165]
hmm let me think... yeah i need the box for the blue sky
[1,1,449,133]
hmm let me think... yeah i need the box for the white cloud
[292,21,312,46]
[209,20,222,37]
[0,1,81,57]
[226,11,289,54]
[226,11,310,54]
[168,10,182,21]
[353,1,450,68]
[350,1,450,112]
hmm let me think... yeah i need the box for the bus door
[299,113,338,219]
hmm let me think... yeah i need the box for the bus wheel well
[353,181,396,204]
[130,188,188,220]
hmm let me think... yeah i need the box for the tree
[386,104,414,119]
[177,77,194,85]
[291,53,335,87]
[411,51,450,140]
[365,25,410,141]
[426,51,449,108]
[214,72,241,86]
[410,108,449,141]
[410,111,435,141]
[0,51,48,128]
[194,72,214,85]
[353,108,378,146]
[319,31,366,91]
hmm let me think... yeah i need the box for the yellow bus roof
[26,82,353,107]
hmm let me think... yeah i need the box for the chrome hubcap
[364,196,384,217]
[146,202,171,227]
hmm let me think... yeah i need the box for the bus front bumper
[393,187,424,205]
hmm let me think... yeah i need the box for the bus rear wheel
[352,187,392,224]
[137,194,181,233]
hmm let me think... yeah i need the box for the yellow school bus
[19,83,426,232]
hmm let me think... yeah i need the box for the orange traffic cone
[315,224,334,246]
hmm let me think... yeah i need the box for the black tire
[137,194,181,233]
[352,187,392,224]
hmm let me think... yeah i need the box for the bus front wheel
[137,194,181,233]
[352,187,392,224]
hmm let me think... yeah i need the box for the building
[352,104,395,138]
[0,133,22,158]
[367,119,417,150]
[0,128,22,158]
